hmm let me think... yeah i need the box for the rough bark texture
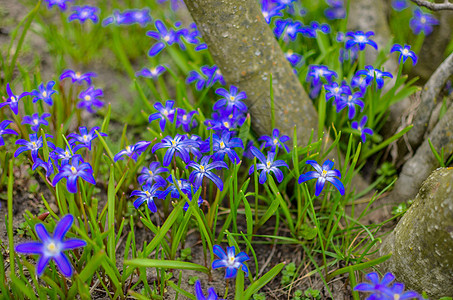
[378,168,453,298]
[184,0,319,144]
[406,52,453,151]
[391,100,453,201]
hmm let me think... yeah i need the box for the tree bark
[184,0,319,145]
[378,168,453,298]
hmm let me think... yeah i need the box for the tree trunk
[378,167,453,298]
[184,0,319,145]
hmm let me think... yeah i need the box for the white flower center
[199,165,205,173]
[33,119,39,125]
[46,242,60,256]
[321,170,328,177]
[84,95,91,101]
[420,17,426,24]
[75,72,81,78]
[148,170,153,175]
[164,35,170,42]
[83,135,88,142]
[402,49,409,55]
[42,91,48,97]
[70,166,77,174]
[357,36,365,42]
[220,141,226,149]
[229,95,235,102]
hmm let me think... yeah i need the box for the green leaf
[244,263,285,299]
[125,259,208,273]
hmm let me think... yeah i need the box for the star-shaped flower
[298,160,344,196]
[30,81,57,106]
[0,83,31,115]
[15,214,86,277]
[187,155,228,190]
[248,146,289,184]
[212,245,250,279]
[345,31,378,51]
[52,155,96,193]
[390,44,417,65]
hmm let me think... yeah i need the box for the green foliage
[281,262,297,286]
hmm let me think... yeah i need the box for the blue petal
[327,177,345,195]
[315,177,327,196]
[298,171,319,184]
[15,242,44,255]
[225,267,238,279]
[36,255,51,276]
[212,259,228,269]
[53,214,74,241]
[213,245,227,260]
[53,252,73,277]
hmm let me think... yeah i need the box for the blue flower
[15,133,55,162]
[136,65,166,80]
[306,65,337,86]
[274,19,304,41]
[260,0,284,24]
[44,0,74,11]
[152,134,199,166]
[162,176,193,198]
[324,82,345,104]
[30,81,57,106]
[390,44,417,65]
[205,107,246,131]
[147,20,176,56]
[50,145,75,166]
[114,141,151,162]
[60,70,97,85]
[187,65,225,91]
[177,23,207,51]
[77,86,104,113]
[392,0,409,11]
[285,50,303,68]
[212,245,250,279]
[325,0,346,20]
[336,87,364,119]
[410,9,439,36]
[248,146,289,184]
[298,160,345,196]
[194,280,222,300]
[204,130,244,164]
[258,128,290,153]
[0,83,31,115]
[148,100,176,131]
[214,86,248,113]
[351,74,370,93]
[33,158,54,177]
[310,21,331,34]
[67,126,108,152]
[68,6,100,23]
[102,8,152,27]
[354,272,420,300]
[187,155,228,190]
[352,116,374,143]
[22,113,51,132]
[15,214,86,277]
[52,155,96,193]
[131,183,164,212]
[176,108,198,132]
[138,162,168,186]
[356,66,393,89]
[0,120,18,146]
[345,31,378,51]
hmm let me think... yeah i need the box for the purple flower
[352,116,374,143]
[138,162,168,186]
[0,120,18,146]
[0,83,31,115]
[187,155,228,190]
[306,65,337,86]
[248,146,289,184]
[274,19,304,41]
[152,134,199,166]
[30,81,57,106]
[258,128,290,153]
[298,160,344,196]
[68,6,100,23]
[147,20,176,56]
[212,245,250,279]
[60,70,97,85]
[148,100,176,131]
[51,146,75,166]
[77,86,104,113]
[162,176,193,198]
[131,183,164,212]
[15,214,86,277]
[310,21,331,34]
[345,31,378,51]
[176,108,198,132]
[392,0,409,11]
[22,113,51,132]
[261,0,284,24]
[351,74,370,93]
[194,280,222,300]
[325,0,346,20]
[204,130,244,164]
[390,44,418,65]
[410,9,439,36]
[33,158,54,177]
[103,8,152,27]
[52,155,96,193]
[205,107,246,132]
[285,50,303,68]
[44,0,74,11]
[339,46,359,64]
[67,126,107,152]
[114,141,151,162]
[214,86,247,113]
[336,87,364,119]
[187,65,226,91]
[324,82,345,104]
[178,23,207,51]
[356,66,393,89]
[136,65,166,80]
[15,133,55,161]
[354,272,420,299]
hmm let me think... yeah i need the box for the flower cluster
[354,272,420,299]
[102,8,152,27]
[187,65,225,91]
